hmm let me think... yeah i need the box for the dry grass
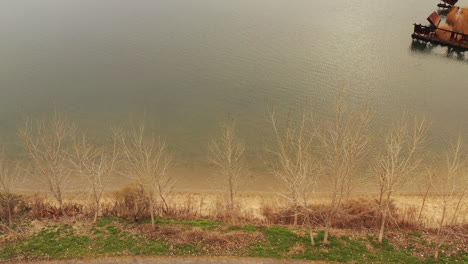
[0,192,466,263]
[135,224,264,254]
[261,198,392,229]
[2,188,466,237]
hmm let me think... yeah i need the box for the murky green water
[1,0,467,167]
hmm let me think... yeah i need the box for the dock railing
[413,24,468,41]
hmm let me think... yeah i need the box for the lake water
[1,0,467,177]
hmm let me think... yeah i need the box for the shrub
[108,184,150,221]
[24,195,84,219]
[0,192,28,226]
[26,195,58,219]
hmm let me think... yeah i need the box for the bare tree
[119,124,173,229]
[72,132,118,223]
[0,151,24,226]
[318,94,371,244]
[208,120,248,219]
[374,114,427,243]
[19,112,76,213]
[429,137,468,260]
[268,109,318,227]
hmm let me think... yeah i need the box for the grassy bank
[1,217,466,264]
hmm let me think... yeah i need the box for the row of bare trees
[266,95,467,258]
[266,97,372,245]
[0,98,467,259]
[1,113,243,229]
[0,113,174,229]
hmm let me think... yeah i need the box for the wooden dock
[411,24,468,52]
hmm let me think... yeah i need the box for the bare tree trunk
[323,221,331,244]
[93,201,99,223]
[309,227,315,246]
[7,203,12,227]
[378,208,387,243]
[434,234,449,260]
[133,198,139,222]
[437,201,447,235]
[323,230,329,244]
[417,182,430,224]
[150,203,155,229]
[229,176,235,219]
[160,196,169,215]
[58,195,65,216]
[293,203,298,226]
[378,185,384,206]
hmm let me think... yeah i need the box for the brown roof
[427,12,441,28]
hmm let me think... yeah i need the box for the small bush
[0,192,28,225]
[26,195,59,219]
[108,184,150,221]
[25,195,84,219]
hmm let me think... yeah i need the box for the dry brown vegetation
[135,224,264,254]
[0,188,467,262]
[3,190,466,233]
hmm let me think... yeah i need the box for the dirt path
[13,256,334,264]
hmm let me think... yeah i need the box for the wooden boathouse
[412,10,468,52]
